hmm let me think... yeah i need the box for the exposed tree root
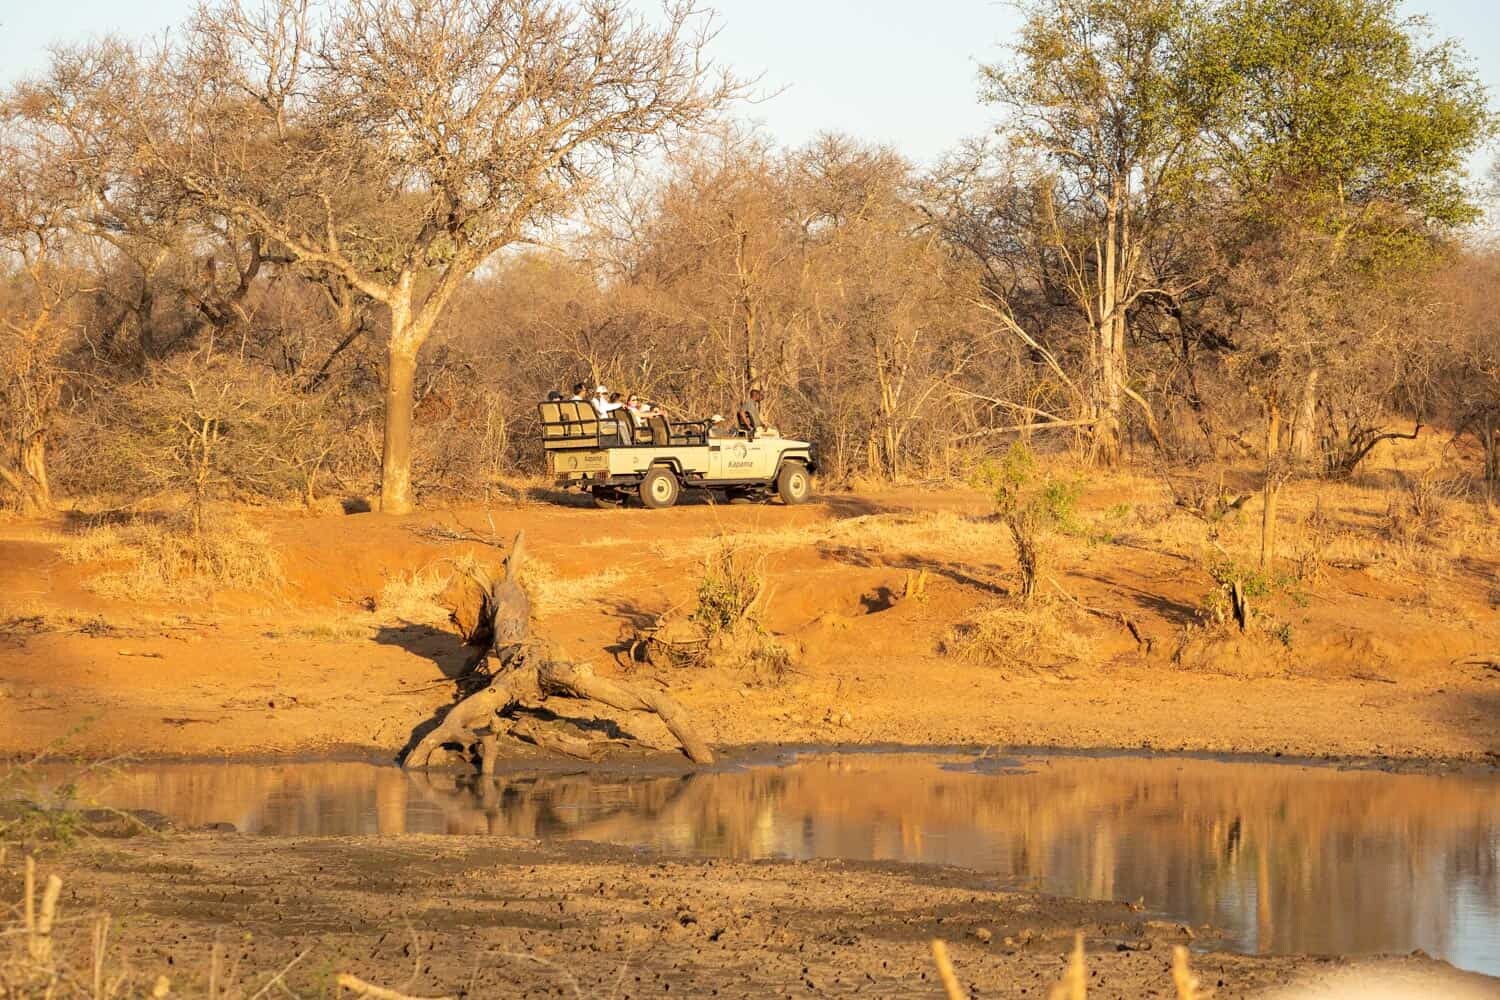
[401,532,714,771]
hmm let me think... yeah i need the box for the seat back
[539,401,564,440]
[613,408,635,446]
[569,400,599,438]
[647,414,670,446]
[537,400,602,447]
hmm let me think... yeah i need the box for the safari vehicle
[538,400,816,509]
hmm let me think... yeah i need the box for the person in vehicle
[735,388,764,439]
[545,389,563,401]
[569,382,587,401]
[592,386,622,417]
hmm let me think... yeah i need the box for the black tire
[639,467,681,509]
[776,462,812,505]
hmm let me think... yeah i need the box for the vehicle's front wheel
[639,467,681,509]
[776,462,812,505]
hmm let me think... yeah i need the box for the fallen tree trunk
[401,531,715,770]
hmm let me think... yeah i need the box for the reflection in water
[38,753,1500,975]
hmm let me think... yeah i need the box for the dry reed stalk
[92,913,111,998]
[27,869,63,965]
[1047,933,1086,1000]
[929,939,964,1000]
[23,855,35,940]
[1172,945,1201,1000]
[336,972,455,1000]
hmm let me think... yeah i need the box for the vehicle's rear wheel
[639,467,680,509]
[776,462,812,505]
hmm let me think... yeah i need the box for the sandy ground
[1,476,1497,764]
[10,833,1496,999]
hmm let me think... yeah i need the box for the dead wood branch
[509,717,604,761]
[1048,578,1156,655]
[539,660,715,765]
[403,531,713,769]
[335,973,454,1000]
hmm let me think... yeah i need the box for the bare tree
[138,0,738,513]
[0,122,90,514]
[980,0,1199,465]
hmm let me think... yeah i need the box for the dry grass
[0,854,434,999]
[375,566,454,625]
[283,619,372,642]
[522,563,628,615]
[62,515,284,602]
[0,603,115,640]
[942,598,1091,673]
[931,932,1202,1000]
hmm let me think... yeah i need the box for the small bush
[972,443,1081,600]
[692,538,765,635]
[1384,469,1462,544]
[1199,555,1301,639]
[942,599,1089,673]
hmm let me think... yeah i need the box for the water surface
[36,752,1500,975]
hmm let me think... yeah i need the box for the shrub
[1199,554,1301,638]
[692,538,765,635]
[971,443,1080,601]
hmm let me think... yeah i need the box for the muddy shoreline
[9,740,1499,778]
[11,832,1499,999]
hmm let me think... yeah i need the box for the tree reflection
[40,754,1500,970]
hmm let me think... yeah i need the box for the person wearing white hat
[591,385,622,417]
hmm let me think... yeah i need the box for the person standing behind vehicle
[735,388,764,439]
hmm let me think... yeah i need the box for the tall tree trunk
[1260,400,1282,570]
[1287,367,1320,463]
[1092,193,1125,467]
[381,338,418,515]
[1,431,52,516]
[20,433,50,512]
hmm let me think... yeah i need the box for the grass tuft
[65,515,283,602]
[942,598,1089,673]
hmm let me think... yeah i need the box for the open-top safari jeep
[538,401,817,509]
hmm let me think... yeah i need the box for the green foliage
[692,539,764,636]
[972,443,1094,599]
[1200,554,1302,639]
[1184,0,1493,231]
[1,756,84,849]
[982,0,1199,201]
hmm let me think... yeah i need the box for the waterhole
[32,752,1500,974]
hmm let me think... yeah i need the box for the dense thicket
[0,0,1495,514]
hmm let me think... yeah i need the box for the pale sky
[2,0,1496,171]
